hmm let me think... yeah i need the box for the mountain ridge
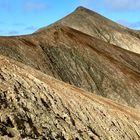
[36,6,140,54]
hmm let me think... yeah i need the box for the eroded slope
[0,56,140,140]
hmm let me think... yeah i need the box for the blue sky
[0,0,140,36]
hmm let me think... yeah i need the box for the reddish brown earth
[0,6,140,140]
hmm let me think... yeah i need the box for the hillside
[0,25,140,108]
[0,55,140,140]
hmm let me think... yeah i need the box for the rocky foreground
[0,56,140,140]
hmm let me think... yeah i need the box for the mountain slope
[0,55,140,140]
[37,6,140,54]
[0,25,140,108]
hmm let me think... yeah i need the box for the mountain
[0,6,140,139]
[37,6,140,54]
[0,55,140,140]
[0,25,140,108]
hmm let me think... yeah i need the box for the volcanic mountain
[0,6,140,139]
[38,6,140,54]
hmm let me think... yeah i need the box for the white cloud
[8,30,19,35]
[24,26,37,31]
[130,21,140,28]
[24,2,48,11]
[13,23,25,26]
[0,30,3,33]
[117,20,140,29]
[103,0,140,11]
[79,0,95,6]
[0,1,12,12]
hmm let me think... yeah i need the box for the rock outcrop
[0,56,140,140]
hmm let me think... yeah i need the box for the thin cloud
[24,2,48,11]
[8,30,19,35]
[0,30,3,33]
[0,21,5,24]
[103,0,140,11]
[117,20,140,29]
[13,23,26,26]
[117,20,131,27]
[24,26,37,31]
[130,22,140,28]
[79,0,94,6]
[0,1,12,12]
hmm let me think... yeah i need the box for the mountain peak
[75,6,87,10]
[36,6,140,54]
[75,6,94,13]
